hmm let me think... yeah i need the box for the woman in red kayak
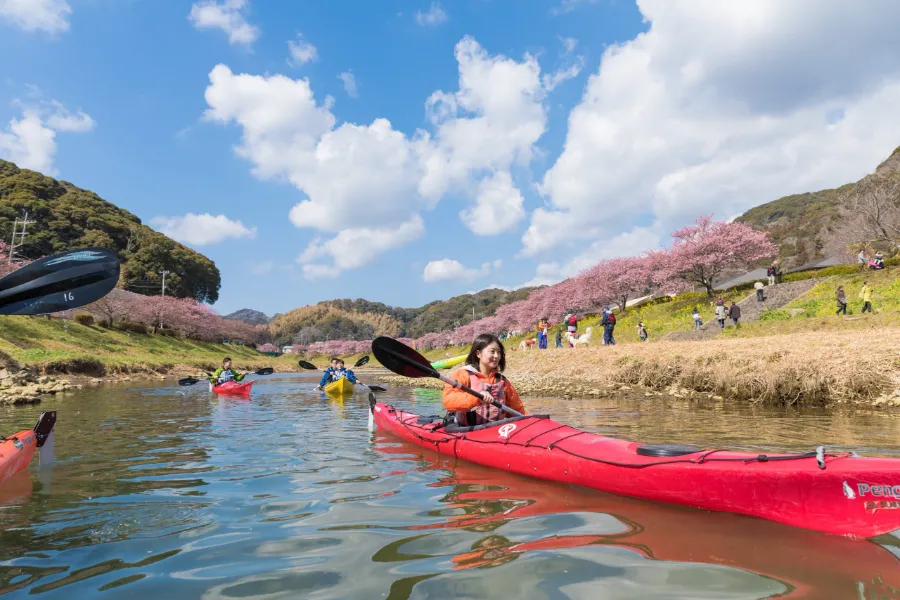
[443,334,526,426]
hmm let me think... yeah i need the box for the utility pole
[159,270,169,330]
[472,306,476,322]
[8,211,29,264]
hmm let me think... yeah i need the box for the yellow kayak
[430,353,466,370]
[323,376,355,396]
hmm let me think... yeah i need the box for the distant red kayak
[0,411,56,488]
[209,380,254,396]
[371,401,900,538]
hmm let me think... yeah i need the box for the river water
[0,372,898,599]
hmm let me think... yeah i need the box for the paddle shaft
[381,345,523,418]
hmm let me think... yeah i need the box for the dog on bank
[566,326,593,347]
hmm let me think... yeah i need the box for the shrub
[782,264,858,283]
[116,321,149,334]
[758,309,792,321]
[74,314,95,326]
[157,328,182,338]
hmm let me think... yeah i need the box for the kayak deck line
[373,401,900,538]
[387,406,846,470]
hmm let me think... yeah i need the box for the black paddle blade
[0,248,120,315]
[178,377,201,386]
[372,337,438,379]
[368,392,376,414]
[367,384,387,392]
[354,355,370,368]
[298,360,317,370]
[33,410,57,447]
[254,367,274,376]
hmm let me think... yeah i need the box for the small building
[282,345,294,354]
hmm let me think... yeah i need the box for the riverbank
[0,316,299,405]
[381,327,900,408]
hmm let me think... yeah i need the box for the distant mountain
[0,159,222,303]
[268,287,538,346]
[736,145,900,268]
[224,308,271,325]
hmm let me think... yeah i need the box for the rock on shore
[0,367,79,405]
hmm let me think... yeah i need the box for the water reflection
[372,440,900,598]
[0,375,896,599]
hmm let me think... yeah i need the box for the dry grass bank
[381,327,900,407]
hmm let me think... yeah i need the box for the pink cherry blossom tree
[258,343,278,353]
[576,255,654,313]
[87,288,133,326]
[654,215,777,298]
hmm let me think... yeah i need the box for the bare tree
[844,175,900,247]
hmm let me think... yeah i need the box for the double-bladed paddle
[178,367,275,387]
[0,247,120,315]
[298,355,387,392]
[371,336,523,418]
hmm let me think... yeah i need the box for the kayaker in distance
[210,357,245,385]
[443,333,526,426]
[315,358,358,390]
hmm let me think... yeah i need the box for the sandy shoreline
[379,328,900,408]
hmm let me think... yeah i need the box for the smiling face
[477,341,502,371]
[223,359,232,370]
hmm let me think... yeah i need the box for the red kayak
[209,380,254,397]
[0,411,56,487]
[371,401,900,538]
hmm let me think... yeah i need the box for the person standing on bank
[728,301,741,326]
[859,281,874,313]
[836,286,847,316]
[754,281,765,302]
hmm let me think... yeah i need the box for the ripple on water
[0,375,898,598]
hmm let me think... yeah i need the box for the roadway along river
[0,372,898,599]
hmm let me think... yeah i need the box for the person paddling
[210,357,245,385]
[442,334,526,426]
[316,358,358,390]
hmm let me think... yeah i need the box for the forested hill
[269,287,537,346]
[0,159,222,303]
[736,144,900,269]
[224,308,271,325]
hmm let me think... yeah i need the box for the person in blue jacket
[315,358,358,390]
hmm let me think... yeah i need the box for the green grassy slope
[0,316,294,374]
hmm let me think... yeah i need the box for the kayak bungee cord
[385,404,848,470]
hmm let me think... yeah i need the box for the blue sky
[3,1,900,316]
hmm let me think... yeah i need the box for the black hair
[223,357,232,363]
[465,333,506,372]
[330,357,344,366]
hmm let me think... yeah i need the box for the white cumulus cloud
[189,0,259,46]
[460,171,525,235]
[423,258,502,283]
[0,0,71,33]
[525,0,900,257]
[298,216,424,280]
[418,36,547,216]
[415,2,447,27]
[203,36,553,277]
[338,70,358,98]
[288,34,317,65]
[0,99,94,174]
[151,213,257,246]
